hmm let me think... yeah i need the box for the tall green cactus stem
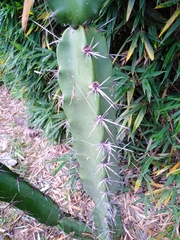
[47,0,104,28]
[57,26,123,239]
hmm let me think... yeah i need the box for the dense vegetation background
[0,0,180,238]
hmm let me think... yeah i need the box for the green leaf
[131,48,137,74]
[127,86,135,105]
[126,0,135,21]
[115,80,133,102]
[145,6,166,23]
[135,175,143,192]
[142,78,151,102]
[133,105,146,132]
[159,8,180,37]
[139,0,145,10]
[163,43,177,68]
[132,12,141,32]
[126,33,140,61]
[153,100,160,122]
[175,121,180,135]
[155,0,180,9]
[144,35,154,60]
[139,31,155,60]
[162,17,180,41]
[10,42,23,51]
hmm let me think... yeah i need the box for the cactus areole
[46,0,105,28]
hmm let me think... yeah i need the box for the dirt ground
[0,86,176,240]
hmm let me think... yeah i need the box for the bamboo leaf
[126,0,136,21]
[144,35,154,60]
[118,118,129,133]
[126,33,140,62]
[22,0,34,32]
[150,182,164,188]
[155,189,172,207]
[142,78,152,102]
[139,0,145,10]
[135,175,143,192]
[164,190,173,204]
[175,121,180,135]
[162,17,180,41]
[133,105,146,132]
[163,43,177,68]
[132,12,141,32]
[127,86,135,105]
[153,166,171,176]
[142,157,153,174]
[155,0,180,9]
[167,162,180,177]
[159,8,180,37]
[151,188,164,195]
[145,6,166,23]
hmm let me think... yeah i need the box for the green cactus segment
[47,0,104,28]
[57,26,122,238]
[58,217,94,238]
[0,164,60,226]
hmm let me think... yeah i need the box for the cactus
[46,0,123,238]
[56,26,123,239]
[46,0,105,28]
[0,163,94,238]
[0,163,60,225]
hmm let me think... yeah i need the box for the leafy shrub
[100,0,180,208]
[0,0,67,143]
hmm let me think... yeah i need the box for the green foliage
[0,0,67,143]
[99,0,180,221]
